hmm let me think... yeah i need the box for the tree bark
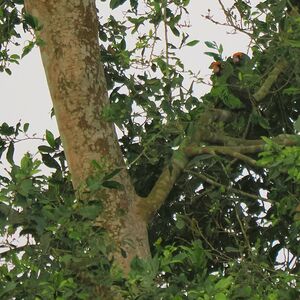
[24,0,150,274]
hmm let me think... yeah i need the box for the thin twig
[187,170,272,203]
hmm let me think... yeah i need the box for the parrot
[232,52,250,66]
[209,61,222,76]
[209,52,253,111]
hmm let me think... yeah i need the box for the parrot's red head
[209,61,222,75]
[232,52,244,64]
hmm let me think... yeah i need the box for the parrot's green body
[209,53,253,111]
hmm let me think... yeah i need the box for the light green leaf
[186,40,199,47]
[215,293,227,300]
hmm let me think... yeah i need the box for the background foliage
[0,0,299,299]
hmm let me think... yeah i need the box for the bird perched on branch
[209,61,222,76]
[209,52,253,111]
[232,52,250,66]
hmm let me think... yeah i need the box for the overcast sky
[0,0,250,161]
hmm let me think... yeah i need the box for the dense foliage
[0,0,299,299]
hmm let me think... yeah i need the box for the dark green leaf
[170,26,180,37]
[110,0,127,9]
[41,153,61,169]
[45,130,55,147]
[204,41,217,49]
[38,145,55,153]
[24,13,39,29]
[6,142,14,165]
[103,168,122,181]
[225,247,240,253]
[0,123,15,136]
[102,180,124,190]
[130,0,138,11]
[204,51,221,61]
[0,282,17,298]
[22,41,35,58]
[23,123,29,132]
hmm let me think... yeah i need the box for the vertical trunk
[24,0,150,273]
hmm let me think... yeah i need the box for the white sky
[0,0,250,161]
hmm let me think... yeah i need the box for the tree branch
[184,134,300,165]
[184,144,260,166]
[253,59,289,102]
[187,170,272,203]
[137,147,189,221]
[137,109,233,221]
[137,102,299,221]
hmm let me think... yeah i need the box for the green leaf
[38,145,55,153]
[215,293,227,300]
[175,216,185,230]
[0,282,17,298]
[252,112,270,129]
[110,0,127,9]
[225,246,240,253]
[120,39,127,51]
[10,54,20,60]
[24,13,40,30]
[99,30,108,42]
[22,41,35,58]
[218,43,223,54]
[233,286,252,298]
[5,68,12,75]
[170,26,180,37]
[130,0,138,11]
[204,51,221,61]
[87,181,103,193]
[103,168,122,181]
[41,153,61,169]
[102,180,124,190]
[20,153,31,170]
[6,142,14,165]
[285,39,300,48]
[283,87,300,95]
[78,205,102,219]
[223,93,243,109]
[295,116,300,132]
[45,130,55,147]
[19,179,33,196]
[0,123,15,136]
[215,276,233,290]
[204,41,217,49]
[186,40,199,47]
[23,123,29,132]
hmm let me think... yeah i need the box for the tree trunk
[24,0,150,274]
